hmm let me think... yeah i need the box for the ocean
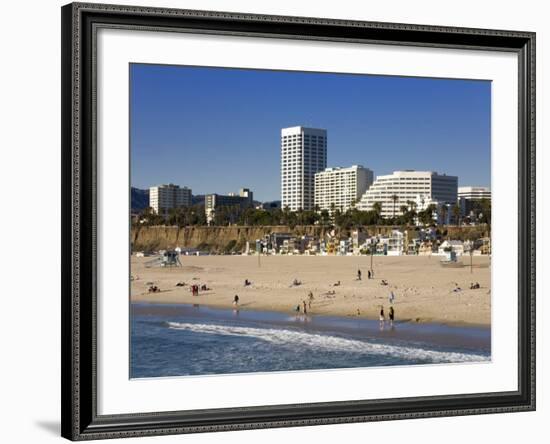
[130,303,491,378]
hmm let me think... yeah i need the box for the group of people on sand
[453,281,482,293]
[294,291,315,314]
[379,305,395,327]
[190,284,210,296]
[357,269,374,280]
[148,285,160,293]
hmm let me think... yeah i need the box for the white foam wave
[166,321,489,364]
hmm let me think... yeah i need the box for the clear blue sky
[130,64,491,202]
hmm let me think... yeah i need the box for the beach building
[387,230,405,256]
[418,240,435,256]
[407,238,421,255]
[352,230,368,255]
[281,126,327,211]
[149,184,192,216]
[458,186,491,217]
[314,165,373,212]
[205,188,254,224]
[338,239,352,256]
[438,240,465,256]
[356,170,458,219]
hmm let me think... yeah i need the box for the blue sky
[130,64,491,201]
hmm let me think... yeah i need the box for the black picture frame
[61,2,536,440]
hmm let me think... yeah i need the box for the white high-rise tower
[281,126,327,211]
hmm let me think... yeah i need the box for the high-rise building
[281,126,327,211]
[357,171,458,218]
[205,188,254,224]
[314,165,374,212]
[149,184,192,216]
[458,186,491,216]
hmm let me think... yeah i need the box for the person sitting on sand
[333,281,341,287]
[380,279,388,286]
[292,278,302,286]
[244,279,251,287]
[176,281,186,287]
[233,295,239,306]
[201,284,208,291]
[453,283,462,292]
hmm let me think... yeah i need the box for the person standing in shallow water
[379,306,385,328]
[233,295,239,306]
[389,306,395,327]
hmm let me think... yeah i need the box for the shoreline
[131,297,490,329]
[131,302,491,352]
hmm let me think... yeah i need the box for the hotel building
[314,165,373,212]
[458,186,491,216]
[281,126,327,211]
[357,170,458,218]
[205,188,254,224]
[149,184,192,216]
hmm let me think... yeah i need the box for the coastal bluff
[131,225,489,253]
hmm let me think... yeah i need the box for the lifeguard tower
[145,250,182,268]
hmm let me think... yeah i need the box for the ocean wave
[166,321,489,364]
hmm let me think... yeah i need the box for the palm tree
[419,204,437,226]
[439,205,448,226]
[452,204,461,226]
[372,201,382,224]
[391,194,399,219]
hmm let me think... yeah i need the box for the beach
[131,254,491,327]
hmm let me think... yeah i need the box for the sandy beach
[131,254,491,327]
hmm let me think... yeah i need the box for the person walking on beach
[389,291,395,304]
[389,306,395,327]
[302,300,308,315]
[367,270,371,280]
[233,294,239,306]
[379,306,385,328]
[357,269,362,281]
[308,291,314,309]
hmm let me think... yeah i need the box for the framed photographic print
[61,2,536,440]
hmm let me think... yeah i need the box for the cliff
[131,224,489,253]
[131,225,327,252]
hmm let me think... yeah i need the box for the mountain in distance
[131,187,149,211]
